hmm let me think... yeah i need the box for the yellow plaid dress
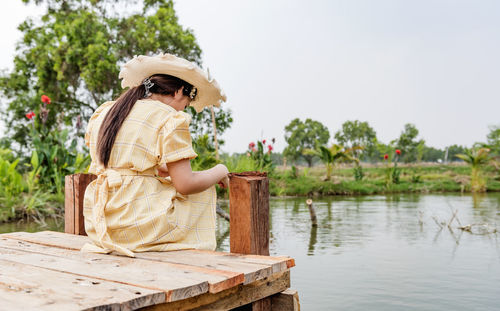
[82,99,216,257]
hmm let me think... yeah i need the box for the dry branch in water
[430,209,497,235]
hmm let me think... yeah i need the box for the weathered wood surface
[140,271,290,311]
[0,258,165,311]
[3,231,294,284]
[0,231,295,310]
[0,237,209,301]
[65,174,95,235]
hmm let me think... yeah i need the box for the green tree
[395,123,425,163]
[486,125,500,157]
[421,146,445,162]
[0,0,231,155]
[446,145,468,162]
[334,120,377,160]
[283,118,330,167]
[304,144,358,180]
[188,106,233,147]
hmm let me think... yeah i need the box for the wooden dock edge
[140,270,290,311]
[271,289,300,311]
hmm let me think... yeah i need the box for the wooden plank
[2,231,294,284]
[133,251,269,285]
[0,258,164,311]
[0,237,239,296]
[0,238,235,302]
[229,173,270,256]
[0,233,245,291]
[271,289,300,311]
[64,175,75,234]
[2,230,92,250]
[141,270,290,311]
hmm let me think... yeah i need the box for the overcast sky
[1,0,499,153]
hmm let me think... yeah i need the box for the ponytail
[97,85,145,167]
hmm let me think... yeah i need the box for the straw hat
[119,53,226,112]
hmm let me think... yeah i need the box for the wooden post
[306,199,318,227]
[229,172,270,311]
[229,172,269,256]
[64,174,96,235]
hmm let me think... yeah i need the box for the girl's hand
[217,175,229,189]
[215,164,229,188]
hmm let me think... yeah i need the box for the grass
[265,163,500,197]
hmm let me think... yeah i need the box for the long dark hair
[97,74,193,167]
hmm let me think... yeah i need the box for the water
[217,193,500,310]
[2,194,500,310]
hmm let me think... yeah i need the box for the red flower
[268,145,273,152]
[41,95,51,105]
[25,111,35,120]
[252,147,257,152]
[262,139,266,144]
[384,154,389,160]
[395,149,401,155]
[248,142,255,149]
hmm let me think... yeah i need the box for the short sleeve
[156,111,197,164]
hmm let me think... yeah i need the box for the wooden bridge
[0,173,299,310]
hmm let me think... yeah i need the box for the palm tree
[456,148,491,192]
[305,144,359,180]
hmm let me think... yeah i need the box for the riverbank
[1,163,499,223]
[268,163,500,196]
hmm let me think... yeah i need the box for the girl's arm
[167,159,229,195]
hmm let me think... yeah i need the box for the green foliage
[353,163,364,181]
[268,163,493,196]
[187,106,233,147]
[191,134,218,171]
[392,165,401,184]
[0,151,26,220]
[486,125,500,157]
[446,145,468,162]
[222,139,276,174]
[456,148,491,169]
[29,126,90,195]
[1,0,231,155]
[456,147,492,192]
[288,165,299,179]
[395,123,425,163]
[421,146,445,162]
[283,118,330,167]
[304,144,358,180]
[224,155,258,173]
[0,146,71,222]
[334,120,377,160]
[383,150,402,187]
[246,140,275,172]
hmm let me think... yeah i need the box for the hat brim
[119,54,226,113]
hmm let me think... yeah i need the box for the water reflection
[307,225,317,256]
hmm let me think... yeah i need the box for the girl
[82,54,228,257]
